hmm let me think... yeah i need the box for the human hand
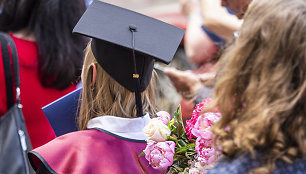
[164,67,202,100]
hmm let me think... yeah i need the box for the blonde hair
[210,0,306,173]
[78,43,157,130]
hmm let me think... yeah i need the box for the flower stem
[168,136,178,142]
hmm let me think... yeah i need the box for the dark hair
[0,0,88,89]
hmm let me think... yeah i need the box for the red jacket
[0,33,76,148]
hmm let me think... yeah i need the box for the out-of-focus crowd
[1,0,306,173]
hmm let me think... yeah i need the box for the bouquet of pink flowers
[140,98,221,173]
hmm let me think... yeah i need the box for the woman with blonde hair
[207,0,306,173]
[27,1,184,173]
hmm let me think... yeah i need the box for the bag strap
[0,32,20,109]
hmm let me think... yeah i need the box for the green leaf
[172,164,184,172]
[189,138,197,142]
[175,146,189,154]
[169,119,175,126]
[185,151,197,159]
[181,132,188,140]
[178,139,188,147]
[138,152,146,157]
[187,143,196,149]
[174,105,186,138]
[186,151,197,156]
[171,127,178,137]
[177,142,182,148]
[168,118,174,130]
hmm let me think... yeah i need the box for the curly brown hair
[210,0,306,173]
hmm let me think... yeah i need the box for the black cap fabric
[73,0,184,117]
[73,0,184,92]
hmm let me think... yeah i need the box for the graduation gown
[28,114,164,174]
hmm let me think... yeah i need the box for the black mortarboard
[73,0,184,117]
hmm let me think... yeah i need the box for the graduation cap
[73,0,184,117]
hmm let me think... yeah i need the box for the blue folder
[42,88,82,137]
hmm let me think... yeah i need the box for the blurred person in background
[0,0,88,148]
[165,0,241,122]
[221,0,252,19]
[182,0,241,67]
[208,0,306,173]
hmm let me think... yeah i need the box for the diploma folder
[42,88,81,137]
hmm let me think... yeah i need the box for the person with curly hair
[207,0,306,173]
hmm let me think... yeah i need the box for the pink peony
[186,98,216,139]
[156,111,171,125]
[195,138,220,165]
[143,141,176,170]
[191,112,221,139]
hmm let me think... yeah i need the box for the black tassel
[129,25,143,117]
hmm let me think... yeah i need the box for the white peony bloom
[143,118,171,142]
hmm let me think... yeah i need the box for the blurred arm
[201,0,242,41]
[184,13,218,64]
[181,0,219,64]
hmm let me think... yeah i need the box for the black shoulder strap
[0,33,13,109]
[0,32,20,109]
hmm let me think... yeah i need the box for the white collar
[87,113,151,140]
